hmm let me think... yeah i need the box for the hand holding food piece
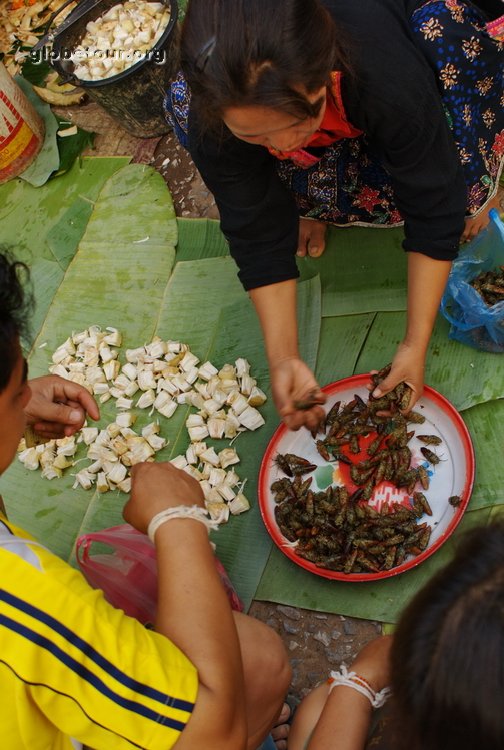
[25,374,100,439]
[271,356,326,432]
[370,342,425,412]
[123,462,205,533]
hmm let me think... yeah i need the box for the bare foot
[297,218,327,258]
[270,702,291,750]
[461,188,503,243]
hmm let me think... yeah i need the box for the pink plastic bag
[76,524,243,625]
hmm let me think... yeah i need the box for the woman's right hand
[271,356,326,432]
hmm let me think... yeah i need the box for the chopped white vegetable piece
[228,392,249,416]
[197,361,218,381]
[235,358,250,378]
[170,455,187,469]
[156,400,177,419]
[73,469,95,490]
[237,406,265,431]
[229,493,250,515]
[136,389,155,409]
[115,412,136,428]
[96,472,110,493]
[200,447,220,467]
[218,448,240,469]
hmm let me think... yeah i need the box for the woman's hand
[461,188,503,243]
[271,356,326,431]
[24,375,100,439]
[370,341,425,411]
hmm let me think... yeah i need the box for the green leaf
[14,76,60,187]
[0,156,130,340]
[21,57,52,87]
[0,164,177,558]
[53,117,95,177]
[297,225,407,316]
[355,311,504,411]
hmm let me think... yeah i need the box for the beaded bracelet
[147,505,221,542]
[327,665,391,708]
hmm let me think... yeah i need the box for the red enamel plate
[258,374,475,581]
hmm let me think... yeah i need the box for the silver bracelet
[147,505,220,542]
[328,665,391,709]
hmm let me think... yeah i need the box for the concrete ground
[58,101,380,706]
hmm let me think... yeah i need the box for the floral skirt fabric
[164,0,503,227]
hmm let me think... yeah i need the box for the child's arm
[124,462,247,750]
[289,637,392,750]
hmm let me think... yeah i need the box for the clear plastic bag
[76,524,243,625]
[440,209,504,352]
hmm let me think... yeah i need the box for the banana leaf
[0,163,177,556]
[0,166,322,612]
[15,77,60,187]
[355,311,504,411]
[75,275,322,608]
[316,314,376,384]
[0,156,130,340]
[461,400,504,509]
[176,217,229,261]
[297,225,407,316]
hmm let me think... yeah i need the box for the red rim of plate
[258,374,475,582]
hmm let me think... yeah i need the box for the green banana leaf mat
[0,159,502,623]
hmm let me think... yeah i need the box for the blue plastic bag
[440,209,504,352]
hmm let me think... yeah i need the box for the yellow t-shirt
[0,515,198,749]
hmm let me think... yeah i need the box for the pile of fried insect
[271,365,461,575]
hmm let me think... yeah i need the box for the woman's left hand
[24,375,100,439]
[461,188,503,243]
[370,341,425,411]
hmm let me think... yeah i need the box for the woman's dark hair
[0,253,32,391]
[390,523,504,750]
[180,0,353,131]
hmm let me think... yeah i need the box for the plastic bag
[76,524,243,625]
[440,209,504,352]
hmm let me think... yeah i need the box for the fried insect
[398,386,413,412]
[407,410,426,425]
[420,447,440,465]
[417,465,430,491]
[417,434,442,446]
[274,453,317,476]
[449,495,462,507]
[316,440,331,462]
[293,389,325,411]
[470,266,504,306]
[413,491,433,516]
[271,473,434,574]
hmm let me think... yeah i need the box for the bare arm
[290,637,392,750]
[307,689,373,750]
[373,253,452,408]
[123,463,247,750]
[249,280,325,431]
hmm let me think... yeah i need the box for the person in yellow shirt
[0,252,291,750]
